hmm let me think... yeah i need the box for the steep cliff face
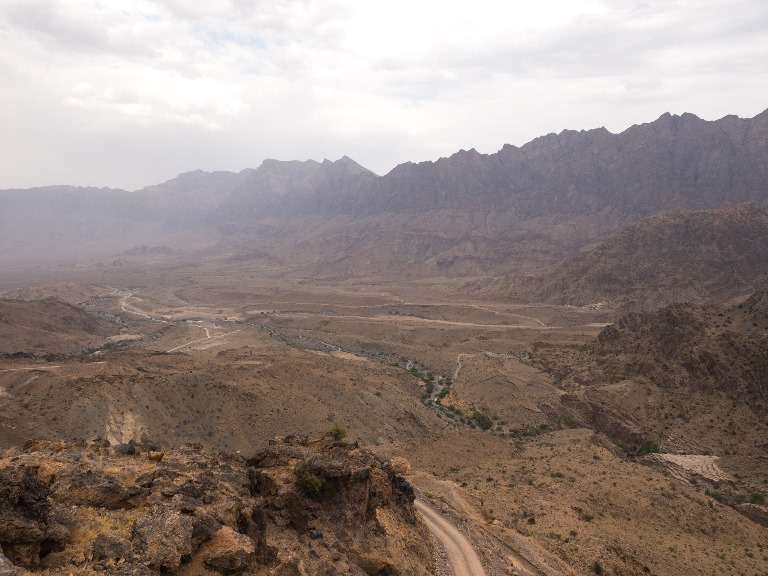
[0,436,433,575]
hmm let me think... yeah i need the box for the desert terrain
[1,251,766,575]
[1,110,767,575]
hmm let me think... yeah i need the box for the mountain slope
[473,203,768,308]
[351,109,768,217]
[0,298,118,354]
[532,293,768,467]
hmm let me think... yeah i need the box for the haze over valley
[0,105,767,576]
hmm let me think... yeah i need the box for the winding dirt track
[416,500,487,576]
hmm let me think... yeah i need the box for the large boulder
[131,506,219,571]
[52,467,146,509]
[0,465,51,567]
[202,526,255,574]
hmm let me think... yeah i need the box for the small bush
[593,560,603,575]
[296,461,324,497]
[329,426,347,441]
[705,489,725,502]
[749,493,765,505]
[471,411,493,430]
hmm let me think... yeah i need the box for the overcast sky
[1,0,766,190]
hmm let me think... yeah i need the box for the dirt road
[416,500,487,576]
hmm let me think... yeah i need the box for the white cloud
[0,0,766,189]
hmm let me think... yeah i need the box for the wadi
[1,109,767,576]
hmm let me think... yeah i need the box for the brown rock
[0,465,51,567]
[202,526,255,574]
[52,467,146,509]
[89,534,131,562]
[272,556,309,576]
[131,506,195,571]
[387,456,412,475]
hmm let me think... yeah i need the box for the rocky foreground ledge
[0,436,433,575]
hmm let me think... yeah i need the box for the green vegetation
[618,438,660,458]
[749,493,765,505]
[329,426,347,441]
[705,489,725,502]
[471,411,493,430]
[295,461,324,497]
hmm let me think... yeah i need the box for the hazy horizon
[1,0,767,191]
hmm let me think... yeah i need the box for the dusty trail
[276,312,555,330]
[416,500,487,576]
[470,304,546,326]
[166,330,241,353]
[118,291,151,319]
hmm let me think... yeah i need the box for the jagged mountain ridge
[1,108,767,274]
[163,108,768,223]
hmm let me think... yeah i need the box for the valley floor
[0,262,766,575]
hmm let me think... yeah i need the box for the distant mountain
[1,109,767,275]
[470,203,768,308]
[353,109,768,217]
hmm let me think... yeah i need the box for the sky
[0,0,766,191]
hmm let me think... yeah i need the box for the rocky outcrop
[0,436,433,575]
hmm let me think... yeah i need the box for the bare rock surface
[0,435,433,575]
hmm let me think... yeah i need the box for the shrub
[295,461,324,497]
[705,489,725,502]
[471,411,493,430]
[593,560,603,574]
[636,439,660,456]
[329,426,347,441]
[749,493,765,505]
[619,438,660,458]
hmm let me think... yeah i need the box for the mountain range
[2,109,767,277]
